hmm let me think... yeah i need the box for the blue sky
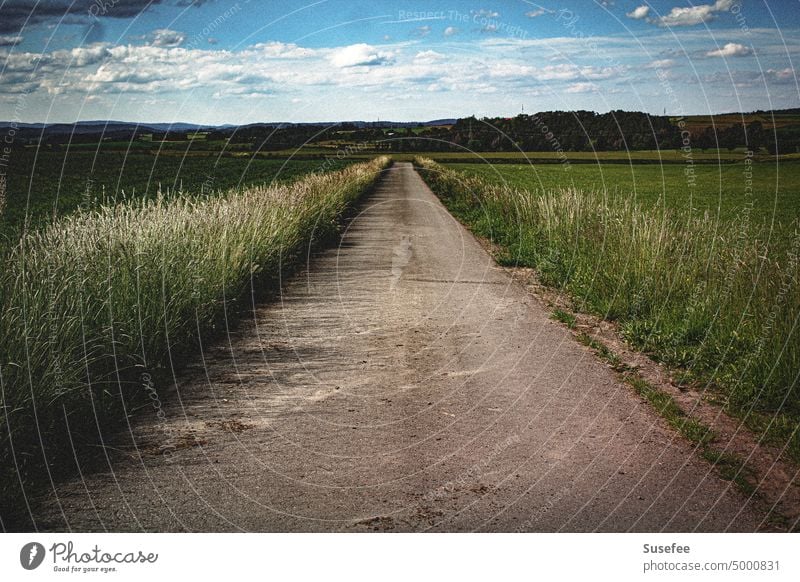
[0,0,798,123]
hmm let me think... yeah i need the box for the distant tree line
[9,109,800,154]
[385,111,800,154]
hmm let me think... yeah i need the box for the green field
[445,161,800,227]
[389,149,800,163]
[0,148,353,244]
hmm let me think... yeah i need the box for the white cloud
[525,9,546,18]
[706,42,752,57]
[565,82,598,93]
[647,58,676,69]
[413,50,445,65]
[147,29,185,47]
[766,67,795,83]
[329,43,394,67]
[85,67,167,85]
[252,41,316,59]
[443,26,458,37]
[657,6,715,26]
[650,0,735,27]
[0,34,23,46]
[547,63,627,81]
[0,31,785,118]
[626,6,650,20]
[413,25,431,37]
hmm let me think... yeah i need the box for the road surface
[38,162,763,532]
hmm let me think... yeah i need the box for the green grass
[0,156,390,529]
[0,148,355,245]
[446,161,800,226]
[551,309,576,329]
[415,157,800,461]
[623,373,716,447]
[576,332,630,374]
[700,449,759,496]
[388,149,799,163]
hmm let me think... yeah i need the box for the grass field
[446,160,800,226]
[0,148,354,245]
[417,157,800,459]
[0,156,389,528]
[389,149,800,163]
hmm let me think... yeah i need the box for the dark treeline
[6,109,800,154]
[387,111,800,154]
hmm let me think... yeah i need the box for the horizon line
[3,106,799,128]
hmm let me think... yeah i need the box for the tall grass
[0,157,389,528]
[415,158,800,439]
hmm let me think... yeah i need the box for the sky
[0,0,798,124]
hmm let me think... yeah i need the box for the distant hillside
[2,109,797,154]
[0,118,457,136]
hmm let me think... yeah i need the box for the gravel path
[38,162,763,532]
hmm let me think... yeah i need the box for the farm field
[387,149,800,163]
[0,148,353,245]
[445,160,800,227]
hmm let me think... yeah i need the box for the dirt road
[38,162,764,532]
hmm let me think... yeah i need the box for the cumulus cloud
[0,33,777,112]
[147,28,186,47]
[626,6,650,20]
[443,26,458,37]
[329,44,394,67]
[86,67,168,85]
[0,37,632,102]
[64,44,113,66]
[252,41,316,59]
[649,0,735,27]
[706,42,752,57]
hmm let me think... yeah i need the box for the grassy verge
[415,157,800,460]
[0,156,390,529]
